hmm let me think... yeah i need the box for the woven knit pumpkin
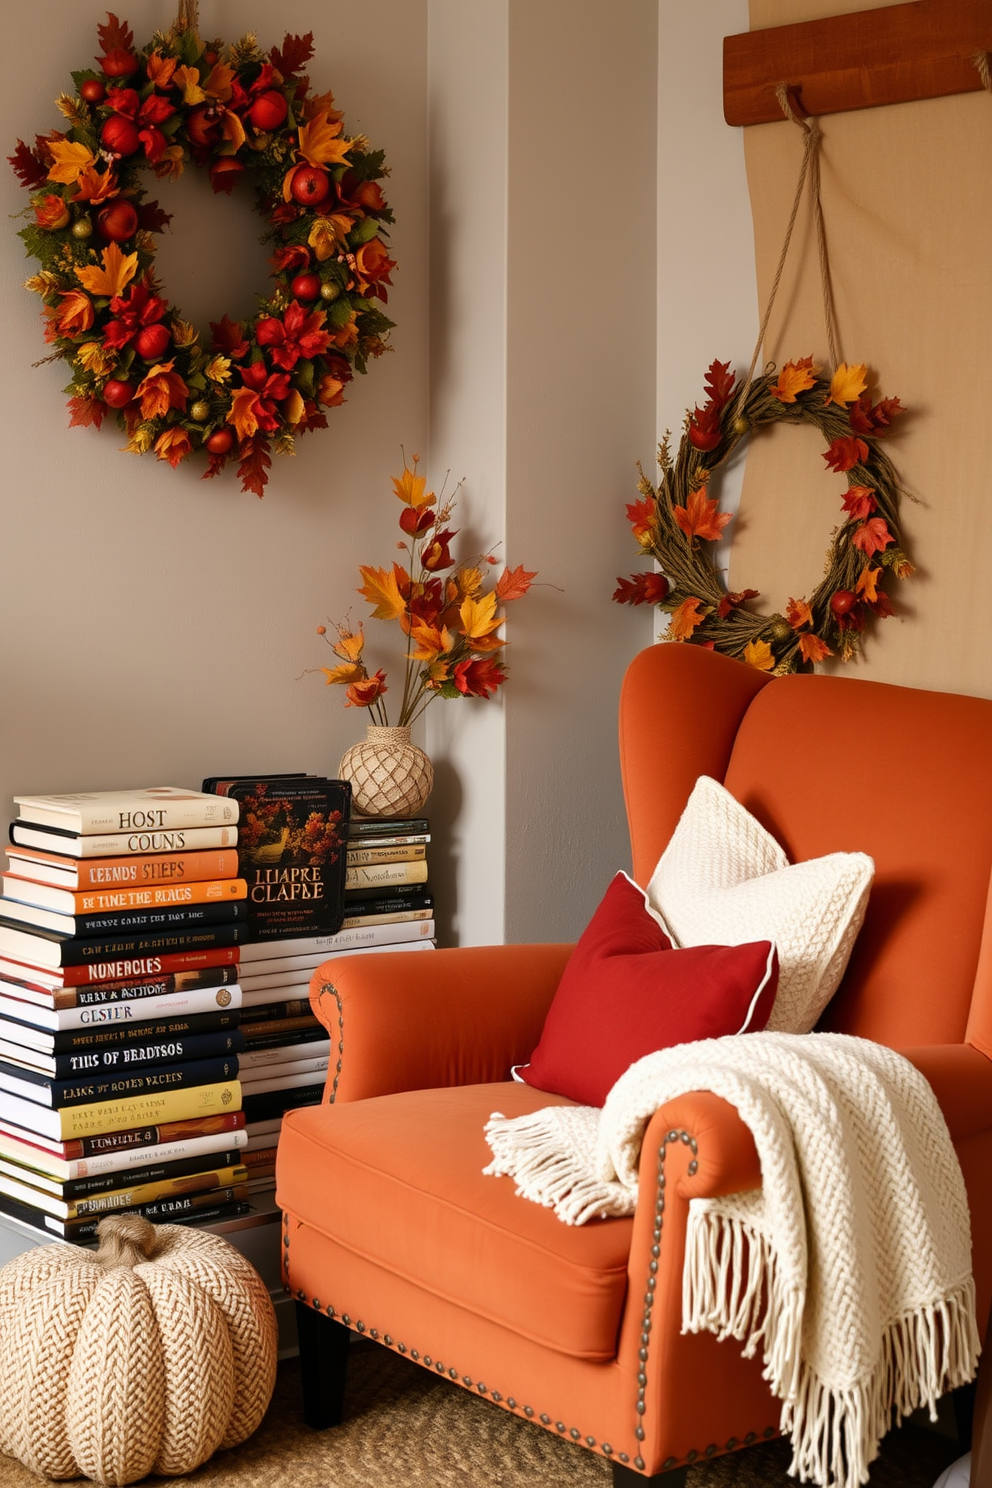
[0,1214,277,1485]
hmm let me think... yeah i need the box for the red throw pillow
[516,872,778,1107]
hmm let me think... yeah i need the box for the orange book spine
[18,879,250,914]
[8,849,241,891]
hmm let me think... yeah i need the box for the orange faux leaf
[798,634,832,664]
[495,564,538,602]
[332,627,365,662]
[229,387,261,442]
[825,361,868,408]
[407,621,454,661]
[855,566,881,603]
[392,462,434,510]
[146,52,177,90]
[297,111,352,169]
[204,61,236,102]
[172,65,207,106]
[673,485,732,544]
[667,597,707,641]
[321,663,363,686]
[742,639,775,672]
[786,596,814,630]
[75,241,138,298]
[851,517,894,558]
[46,139,95,185]
[625,496,655,547]
[358,564,408,621]
[772,356,817,404]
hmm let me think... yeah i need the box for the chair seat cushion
[277,1081,633,1361]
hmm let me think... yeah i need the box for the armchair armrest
[900,1043,992,1141]
[308,943,573,1102]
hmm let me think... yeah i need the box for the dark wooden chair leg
[295,1300,351,1428]
[952,1379,976,1451]
[612,1462,689,1487]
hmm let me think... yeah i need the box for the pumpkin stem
[94,1214,160,1268]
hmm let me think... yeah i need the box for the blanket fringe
[482,1111,631,1225]
[684,1209,980,1488]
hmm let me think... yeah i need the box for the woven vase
[339,724,434,818]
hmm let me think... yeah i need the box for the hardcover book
[0,1109,246,1163]
[0,897,244,940]
[0,945,240,990]
[0,1054,241,1109]
[203,775,351,943]
[0,983,241,1034]
[5,847,242,891]
[0,919,247,970]
[0,1127,246,1183]
[0,1006,242,1058]
[1,874,248,916]
[13,787,240,835]
[0,1076,242,1142]
[9,823,238,858]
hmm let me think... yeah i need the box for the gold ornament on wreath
[613,354,915,672]
[7,6,395,496]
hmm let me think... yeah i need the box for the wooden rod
[724,0,992,127]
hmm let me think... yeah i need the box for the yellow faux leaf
[392,463,434,510]
[283,388,305,426]
[297,111,352,168]
[459,591,503,640]
[219,112,247,154]
[358,564,407,621]
[75,241,138,298]
[46,139,96,185]
[204,61,236,102]
[742,638,775,671]
[334,628,365,662]
[205,355,232,384]
[173,64,207,106]
[321,663,362,686]
[825,362,868,408]
[772,356,817,404]
[308,213,352,261]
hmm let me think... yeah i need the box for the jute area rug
[0,1343,963,1488]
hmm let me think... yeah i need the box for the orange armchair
[276,643,992,1485]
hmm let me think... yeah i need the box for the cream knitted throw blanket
[483,1032,979,1488]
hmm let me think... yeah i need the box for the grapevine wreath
[614,356,915,671]
[8,9,395,497]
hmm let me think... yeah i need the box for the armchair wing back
[276,642,992,1486]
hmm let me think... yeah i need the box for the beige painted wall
[738,0,992,698]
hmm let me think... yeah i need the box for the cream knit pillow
[646,776,874,1034]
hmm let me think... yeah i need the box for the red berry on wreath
[206,428,235,455]
[102,379,134,409]
[290,165,331,206]
[290,272,322,301]
[134,323,172,361]
[101,115,140,157]
[96,199,138,243]
[829,589,857,617]
[249,90,288,132]
[186,104,221,149]
[80,79,106,104]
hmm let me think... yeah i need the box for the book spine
[60,1147,247,1199]
[53,965,239,1008]
[10,824,238,858]
[3,1057,240,1109]
[75,850,242,890]
[241,1015,320,1041]
[347,816,429,837]
[345,843,427,866]
[342,889,434,916]
[44,946,241,986]
[62,1111,246,1160]
[238,1028,328,1059]
[342,898,434,922]
[61,901,245,939]
[41,1009,241,1054]
[344,861,429,891]
[0,920,247,969]
[0,1079,242,1141]
[241,1083,323,1123]
[67,1165,248,1217]
[341,833,430,850]
[59,1186,249,1238]
[238,999,311,1025]
[1,877,249,915]
[49,1029,244,1079]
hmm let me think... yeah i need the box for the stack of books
[199,779,436,1192]
[0,787,250,1242]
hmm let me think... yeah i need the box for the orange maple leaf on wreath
[851,518,895,558]
[74,241,138,298]
[786,596,814,630]
[674,484,732,543]
[742,638,775,672]
[772,356,817,404]
[667,597,707,640]
[799,634,832,664]
[825,362,868,408]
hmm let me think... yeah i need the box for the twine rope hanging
[174,0,199,35]
[741,85,840,402]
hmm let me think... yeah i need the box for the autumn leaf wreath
[614,357,915,672]
[8,12,395,497]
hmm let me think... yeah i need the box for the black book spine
[60,1193,250,1240]
[0,1055,240,1107]
[348,817,429,837]
[238,999,312,1025]
[9,921,249,967]
[68,901,244,939]
[69,1116,245,1158]
[240,1027,328,1054]
[62,1146,245,1200]
[49,1028,244,1079]
[342,889,434,914]
[241,1083,324,1123]
[40,1009,242,1054]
